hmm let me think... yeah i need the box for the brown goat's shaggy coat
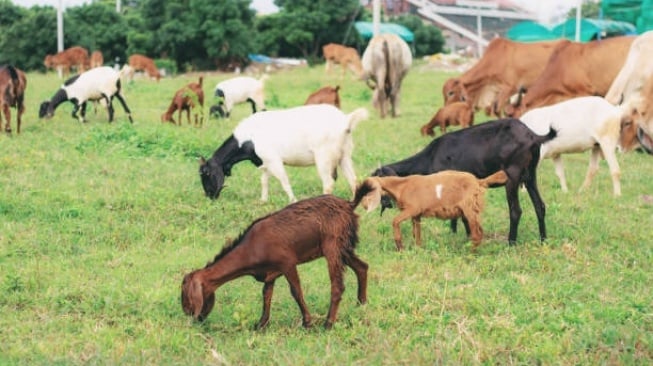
[355,170,507,251]
[181,194,368,330]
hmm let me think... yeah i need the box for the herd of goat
[2,30,653,329]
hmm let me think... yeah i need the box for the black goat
[373,118,556,244]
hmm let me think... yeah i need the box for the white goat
[210,75,267,118]
[520,96,628,196]
[199,104,369,202]
[39,66,133,123]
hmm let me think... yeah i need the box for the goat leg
[255,280,275,330]
[344,253,368,305]
[284,267,312,328]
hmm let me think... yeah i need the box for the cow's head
[442,78,468,105]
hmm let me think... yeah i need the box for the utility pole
[116,0,121,13]
[372,0,380,36]
[575,0,582,42]
[57,0,64,78]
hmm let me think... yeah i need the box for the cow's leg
[551,154,568,192]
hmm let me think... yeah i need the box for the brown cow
[43,46,89,76]
[126,54,161,81]
[161,76,205,126]
[442,38,563,118]
[0,65,27,134]
[508,36,635,117]
[304,85,341,108]
[420,101,474,137]
[323,43,363,78]
[90,50,104,68]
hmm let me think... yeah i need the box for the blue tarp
[354,21,414,42]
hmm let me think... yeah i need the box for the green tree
[65,3,129,65]
[566,1,601,19]
[0,6,58,70]
[392,14,445,57]
[261,0,361,59]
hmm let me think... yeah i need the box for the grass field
[1,62,652,365]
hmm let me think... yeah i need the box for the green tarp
[552,18,637,42]
[354,21,414,42]
[507,18,637,43]
[506,21,556,42]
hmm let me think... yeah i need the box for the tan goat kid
[356,170,507,251]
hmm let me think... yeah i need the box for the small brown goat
[304,85,341,108]
[181,194,369,330]
[355,170,507,251]
[420,101,474,137]
[161,76,204,126]
[0,65,27,134]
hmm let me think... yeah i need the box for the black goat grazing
[373,118,556,244]
[181,194,369,330]
[0,65,27,134]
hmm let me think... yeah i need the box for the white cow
[361,33,412,119]
[605,30,653,105]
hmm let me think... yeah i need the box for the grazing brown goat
[355,170,508,251]
[420,102,474,137]
[89,50,104,68]
[181,194,369,330]
[161,76,204,126]
[0,65,27,134]
[127,54,161,81]
[304,85,341,108]
[43,46,89,76]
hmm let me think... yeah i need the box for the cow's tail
[382,40,392,96]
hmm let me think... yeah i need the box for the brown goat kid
[304,85,341,108]
[420,101,474,137]
[161,76,204,126]
[0,65,27,134]
[355,170,508,251]
[181,194,369,330]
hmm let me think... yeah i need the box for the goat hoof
[323,321,333,330]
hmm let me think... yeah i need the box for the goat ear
[181,274,205,320]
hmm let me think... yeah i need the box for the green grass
[1,62,652,365]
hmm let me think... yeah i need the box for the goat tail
[536,127,557,145]
[346,107,369,132]
[5,65,20,102]
[479,170,508,188]
[198,75,203,87]
[350,179,374,209]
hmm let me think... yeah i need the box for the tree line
[0,0,444,72]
